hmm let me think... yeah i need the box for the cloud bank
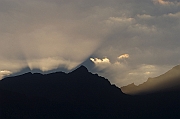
[0,0,108,76]
[1,0,180,87]
[88,0,180,86]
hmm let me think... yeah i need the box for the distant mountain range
[121,65,180,95]
[1,65,180,119]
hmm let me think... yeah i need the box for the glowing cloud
[0,70,12,79]
[118,54,130,59]
[90,58,110,64]
[153,0,170,5]
[152,0,180,6]
[27,57,80,71]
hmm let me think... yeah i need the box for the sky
[0,0,180,87]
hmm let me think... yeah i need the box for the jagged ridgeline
[1,66,180,119]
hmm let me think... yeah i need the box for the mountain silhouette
[121,65,180,94]
[1,65,180,119]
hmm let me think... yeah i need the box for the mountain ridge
[0,65,124,101]
[121,64,180,94]
[1,65,180,118]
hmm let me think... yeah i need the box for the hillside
[121,65,180,94]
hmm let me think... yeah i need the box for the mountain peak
[77,65,88,71]
[69,65,89,74]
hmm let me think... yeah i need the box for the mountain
[1,65,180,119]
[0,66,125,101]
[121,65,180,94]
[0,66,129,118]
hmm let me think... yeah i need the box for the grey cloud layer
[0,0,180,86]
[0,0,108,72]
[89,0,180,86]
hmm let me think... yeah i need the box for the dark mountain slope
[121,65,180,94]
[0,66,130,118]
[1,65,180,119]
[0,66,125,101]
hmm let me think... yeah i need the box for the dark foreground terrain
[0,66,180,119]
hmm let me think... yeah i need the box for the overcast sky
[0,0,180,87]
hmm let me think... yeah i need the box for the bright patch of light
[0,70,12,79]
[90,57,110,64]
[118,54,130,59]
